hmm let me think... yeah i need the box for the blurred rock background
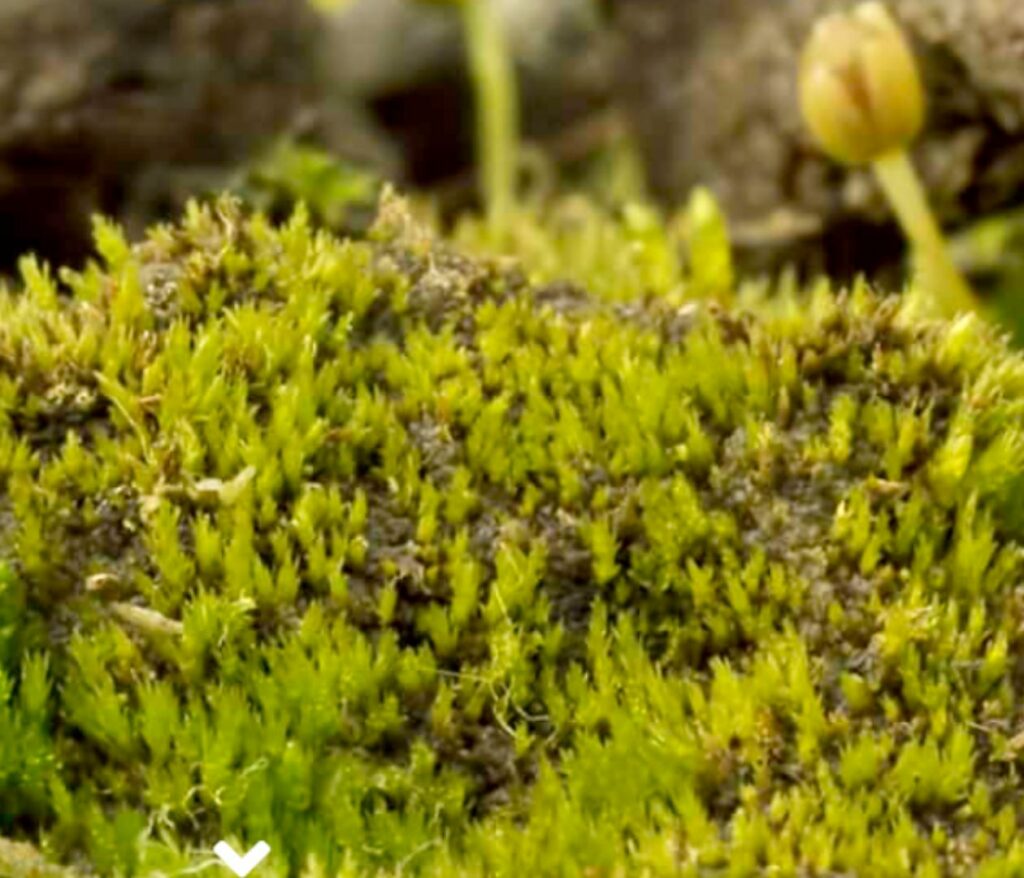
[325,0,613,191]
[609,0,1024,284]
[0,0,613,271]
[0,0,368,268]
[3,0,1024,292]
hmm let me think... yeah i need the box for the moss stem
[871,149,978,316]
[460,0,518,244]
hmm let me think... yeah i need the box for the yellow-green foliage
[3,192,1024,877]
[450,183,734,307]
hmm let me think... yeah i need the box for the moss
[3,190,1024,876]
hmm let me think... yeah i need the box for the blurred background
[3,0,1024,333]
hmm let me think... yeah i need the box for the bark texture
[611,0,1024,279]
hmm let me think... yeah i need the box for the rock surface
[0,0,392,270]
[0,0,611,271]
[324,0,613,191]
[610,0,1024,279]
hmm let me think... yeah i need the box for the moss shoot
[3,192,1024,877]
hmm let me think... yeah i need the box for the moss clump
[3,192,1024,876]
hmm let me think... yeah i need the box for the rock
[0,0,614,271]
[328,0,602,95]
[0,838,77,877]
[610,0,1024,280]
[324,0,614,192]
[0,0,394,270]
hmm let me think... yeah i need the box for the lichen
[3,191,1024,876]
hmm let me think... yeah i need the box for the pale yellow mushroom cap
[800,2,925,166]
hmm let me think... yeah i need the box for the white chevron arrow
[213,841,271,877]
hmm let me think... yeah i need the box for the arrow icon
[213,840,271,877]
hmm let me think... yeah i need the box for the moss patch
[3,194,1024,876]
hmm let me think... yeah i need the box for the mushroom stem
[871,149,979,316]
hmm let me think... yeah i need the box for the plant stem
[871,150,979,317]
[460,0,518,244]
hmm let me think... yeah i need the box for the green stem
[871,150,979,317]
[460,0,518,244]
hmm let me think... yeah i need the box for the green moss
[3,190,1024,876]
